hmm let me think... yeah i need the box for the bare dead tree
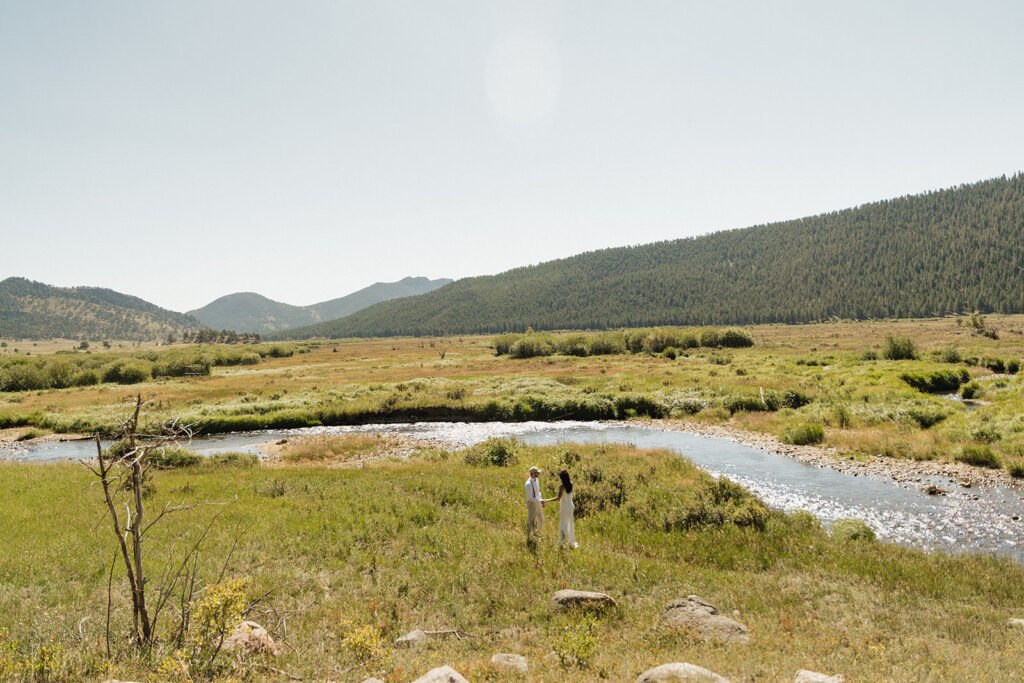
[83,394,228,649]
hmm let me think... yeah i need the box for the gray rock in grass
[411,665,470,683]
[634,662,731,682]
[660,596,749,644]
[794,670,845,683]
[491,652,529,673]
[550,589,617,612]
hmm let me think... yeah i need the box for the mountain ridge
[0,277,204,341]
[270,174,1024,339]
[187,276,453,333]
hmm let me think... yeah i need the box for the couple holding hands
[525,465,578,548]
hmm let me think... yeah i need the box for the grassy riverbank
[3,316,1024,475]
[2,441,1023,681]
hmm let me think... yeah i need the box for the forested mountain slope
[187,277,452,333]
[274,174,1024,339]
[0,278,203,340]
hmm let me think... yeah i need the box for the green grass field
[3,315,1024,474]
[2,440,1024,681]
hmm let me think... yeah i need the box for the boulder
[634,662,731,682]
[412,665,470,683]
[1009,618,1024,628]
[661,596,749,644]
[550,589,617,612]
[221,620,279,656]
[395,629,428,647]
[491,653,529,673]
[794,671,845,683]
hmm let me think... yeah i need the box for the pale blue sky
[2,1,1022,312]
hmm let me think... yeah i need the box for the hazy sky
[2,1,1023,312]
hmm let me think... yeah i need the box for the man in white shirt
[525,466,546,538]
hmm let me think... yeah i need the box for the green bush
[239,352,261,365]
[781,422,825,445]
[72,369,100,387]
[981,357,1005,373]
[960,381,981,399]
[509,336,555,359]
[900,369,970,393]
[831,518,876,541]
[883,335,918,360]
[781,389,811,409]
[718,328,755,348]
[905,406,948,429]
[661,347,678,360]
[724,395,771,414]
[117,362,151,384]
[939,347,963,364]
[149,445,202,469]
[464,438,518,467]
[955,445,1000,469]
[861,350,879,361]
[1007,359,1020,375]
[1007,461,1024,479]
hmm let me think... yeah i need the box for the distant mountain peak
[187,277,452,334]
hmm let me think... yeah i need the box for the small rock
[221,620,279,656]
[395,629,427,647]
[1009,618,1024,628]
[412,665,470,683]
[794,670,845,683]
[551,589,617,612]
[491,653,529,673]
[961,480,972,488]
[921,484,948,496]
[661,596,749,644]
[634,662,731,682]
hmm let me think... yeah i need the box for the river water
[4,421,1023,561]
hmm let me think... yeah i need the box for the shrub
[464,438,518,467]
[939,347,963,363]
[509,336,555,359]
[0,363,49,392]
[781,423,825,445]
[981,357,1005,373]
[552,613,600,668]
[960,381,981,399]
[117,362,151,384]
[1007,461,1024,479]
[724,395,769,414]
[587,333,626,355]
[149,445,202,469]
[1008,359,1021,374]
[72,369,100,387]
[781,389,811,409]
[831,518,876,541]
[956,445,1000,468]
[883,335,918,360]
[239,352,261,365]
[861,350,879,361]
[492,334,519,355]
[662,347,677,360]
[900,369,970,393]
[905,406,948,429]
[557,335,590,357]
[718,328,755,348]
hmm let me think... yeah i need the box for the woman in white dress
[554,469,579,548]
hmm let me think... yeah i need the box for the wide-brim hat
[529,466,542,474]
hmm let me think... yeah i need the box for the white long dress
[559,491,578,548]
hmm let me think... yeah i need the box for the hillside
[273,174,1024,339]
[188,277,452,333]
[0,277,203,341]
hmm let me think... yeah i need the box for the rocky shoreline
[658,418,1019,490]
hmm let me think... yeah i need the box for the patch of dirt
[257,433,454,468]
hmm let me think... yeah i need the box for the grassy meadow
[3,315,1024,473]
[3,440,1024,681]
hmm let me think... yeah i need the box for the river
[4,420,1023,562]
